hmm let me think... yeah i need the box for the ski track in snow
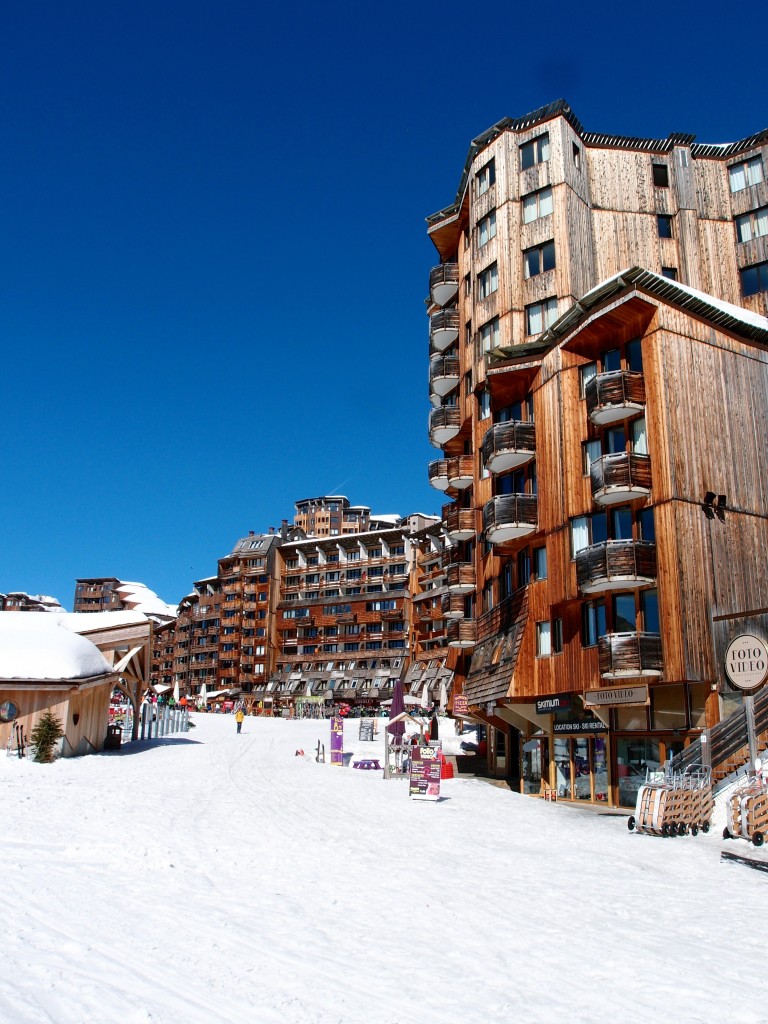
[2,714,767,1024]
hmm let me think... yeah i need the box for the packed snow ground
[2,714,767,1024]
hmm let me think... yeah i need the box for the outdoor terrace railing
[585,369,645,426]
[483,494,538,543]
[597,631,663,678]
[481,421,536,473]
[576,539,657,593]
[590,452,652,505]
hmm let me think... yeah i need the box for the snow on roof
[54,611,150,634]
[114,581,177,620]
[0,614,113,681]
[583,267,768,333]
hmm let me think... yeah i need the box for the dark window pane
[626,339,643,372]
[591,512,608,545]
[657,215,673,238]
[642,589,660,633]
[638,508,655,542]
[603,349,621,372]
[610,507,632,539]
[613,594,636,632]
[652,163,669,187]
[607,427,626,454]
[542,240,556,272]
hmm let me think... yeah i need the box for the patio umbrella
[387,678,406,740]
[199,682,207,705]
[439,680,448,712]
[429,709,439,741]
[173,680,180,704]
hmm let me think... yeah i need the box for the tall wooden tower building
[426,100,768,805]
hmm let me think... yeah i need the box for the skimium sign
[724,634,768,692]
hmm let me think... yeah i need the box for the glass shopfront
[522,735,549,795]
[553,734,609,802]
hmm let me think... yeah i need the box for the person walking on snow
[235,708,245,734]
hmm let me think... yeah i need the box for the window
[729,156,763,193]
[536,621,551,656]
[522,186,553,224]
[477,210,497,247]
[477,159,495,195]
[524,240,556,278]
[521,133,550,170]
[582,439,602,475]
[517,548,531,586]
[479,389,491,420]
[582,600,606,646]
[479,317,500,353]
[579,362,597,397]
[612,593,636,632]
[552,618,563,654]
[657,215,673,238]
[661,266,678,281]
[626,338,643,372]
[533,546,547,580]
[478,263,498,299]
[641,588,660,633]
[572,143,581,170]
[652,163,669,187]
[526,297,557,335]
[740,261,768,297]
[735,206,768,243]
[638,507,655,542]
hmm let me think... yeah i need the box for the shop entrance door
[553,734,609,803]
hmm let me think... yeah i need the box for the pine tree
[30,710,64,763]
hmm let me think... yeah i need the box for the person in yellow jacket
[235,708,245,734]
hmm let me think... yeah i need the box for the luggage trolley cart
[628,764,713,838]
[724,773,768,847]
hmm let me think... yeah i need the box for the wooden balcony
[441,593,466,619]
[429,354,460,398]
[447,619,477,648]
[590,453,652,506]
[443,504,476,541]
[598,632,663,678]
[429,263,459,307]
[447,454,474,490]
[429,406,461,446]
[483,494,538,544]
[576,540,657,594]
[429,308,459,351]
[381,608,404,620]
[481,421,536,474]
[428,459,450,491]
[586,370,645,426]
[446,562,475,593]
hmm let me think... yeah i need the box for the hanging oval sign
[0,700,20,723]
[724,634,768,691]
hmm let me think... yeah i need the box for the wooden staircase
[670,687,768,788]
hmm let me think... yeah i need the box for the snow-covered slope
[1,715,765,1023]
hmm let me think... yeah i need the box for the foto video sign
[725,634,768,691]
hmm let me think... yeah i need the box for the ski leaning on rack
[15,724,26,758]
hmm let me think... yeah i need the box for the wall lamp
[702,492,727,521]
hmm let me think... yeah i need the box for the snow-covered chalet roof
[0,614,113,681]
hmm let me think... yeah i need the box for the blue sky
[2,0,766,609]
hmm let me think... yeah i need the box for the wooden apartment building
[426,99,768,806]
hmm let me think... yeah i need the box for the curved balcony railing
[429,406,461,446]
[444,505,476,540]
[448,619,477,648]
[428,459,450,491]
[481,420,536,474]
[598,632,663,678]
[430,263,460,307]
[585,370,645,426]
[429,354,460,398]
[441,593,466,619]
[590,452,652,506]
[446,562,475,593]
[576,540,657,594]
[483,494,538,544]
[447,454,474,490]
[429,308,460,351]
